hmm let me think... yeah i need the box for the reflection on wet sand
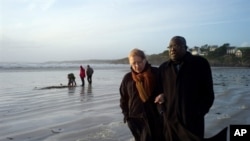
[68,86,76,95]
[87,84,92,94]
[80,84,93,102]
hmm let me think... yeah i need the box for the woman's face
[129,56,146,73]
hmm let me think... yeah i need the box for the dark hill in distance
[45,52,168,66]
[45,48,250,67]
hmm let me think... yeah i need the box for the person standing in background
[120,48,164,141]
[79,65,86,86]
[86,65,94,84]
[155,36,215,141]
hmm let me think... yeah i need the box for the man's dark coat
[158,52,214,141]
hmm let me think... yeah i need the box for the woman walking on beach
[120,48,164,141]
[79,65,86,86]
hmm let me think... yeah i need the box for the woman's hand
[154,93,165,104]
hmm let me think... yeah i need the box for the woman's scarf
[131,63,155,102]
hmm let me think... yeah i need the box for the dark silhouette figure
[68,73,76,87]
[86,65,94,84]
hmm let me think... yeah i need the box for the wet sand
[0,66,249,141]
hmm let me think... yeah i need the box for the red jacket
[80,66,85,78]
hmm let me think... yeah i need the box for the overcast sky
[1,0,250,62]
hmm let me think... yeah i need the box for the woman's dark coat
[158,52,214,141]
[120,65,163,141]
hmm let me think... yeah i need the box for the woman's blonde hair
[128,48,146,59]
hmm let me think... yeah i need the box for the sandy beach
[0,64,249,141]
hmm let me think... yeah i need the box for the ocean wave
[0,62,129,71]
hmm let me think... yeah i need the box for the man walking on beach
[86,65,94,84]
[155,36,215,141]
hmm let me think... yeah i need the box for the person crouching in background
[68,73,76,87]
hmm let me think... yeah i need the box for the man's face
[168,39,186,61]
[129,56,146,73]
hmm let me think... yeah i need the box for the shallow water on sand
[0,65,249,141]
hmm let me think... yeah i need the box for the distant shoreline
[48,59,250,68]
[1,57,250,68]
